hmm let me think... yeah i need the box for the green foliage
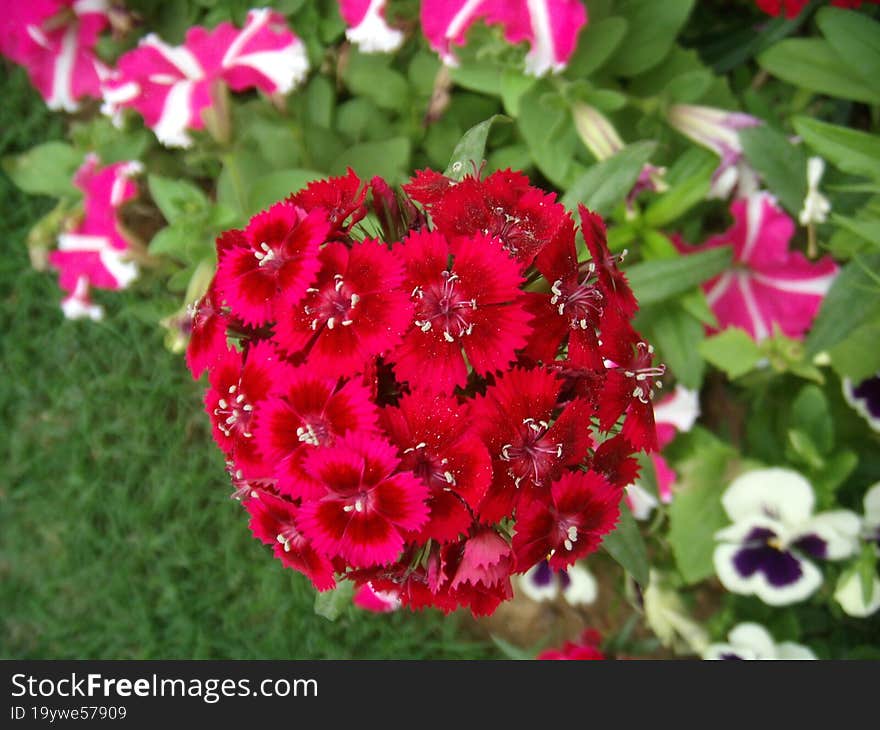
[667,428,739,585]
[3,142,84,197]
[561,141,657,215]
[699,328,763,379]
[602,500,650,586]
[626,246,732,306]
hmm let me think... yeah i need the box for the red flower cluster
[755,0,880,17]
[189,167,660,616]
[537,629,606,660]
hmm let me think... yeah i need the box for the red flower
[205,341,290,477]
[579,205,638,319]
[599,334,664,452]
[185,278,229,379]
[406,169,567,267]
[513,470,620,571]
[287,168,367,236]
[537,629,605,660]
[254,371,378,500]
[244,489,337,591]
[216,202,328,327]
[380,391,491,543]
[272,239,412,378]
[443,528,515,616]
[756,0,879,17]
[297,434,430,567]
[474,367,593,523]
[391,229,532,393]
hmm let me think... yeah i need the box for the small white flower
[703,622,816,660]
[518,561,597,606]
[799,157,831,225]
[835,570,880,618]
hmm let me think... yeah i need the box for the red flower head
[272,239,412,377]
[391,229,532,393]
[756,0,880,17]
[474,366,593,523]
[216,202,329,327]
[185,277,229,379]
[513,469,621,571]
[380,391,492,543]
[406,169,567,268]
[443,528,515,616]
[287,168,367,237]
[244,489,337,591]
[254,371,378,499]
[205,341,291,477]
[537,629,605,660]
[199,169,653,617]
[297,433,430,567]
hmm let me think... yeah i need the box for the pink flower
[0,0,109,111]
[47,155,141,320]
[420,0,587,77]
[353,582,401,612]
[680,192,838,341]
[667,104,762,200]
[338,0,403,53]
[103,9,309,147]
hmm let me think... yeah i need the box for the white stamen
[327,317,336,329]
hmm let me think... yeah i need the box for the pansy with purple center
[843,372,880,433]
[713,468,860,605]
[702,622,816,660]
[518,560,597,606]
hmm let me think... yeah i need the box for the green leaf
[342,50,410,112]
[740,126,808,217]
[444,115,510,181]
[831,214,880,250]
[517,84,583,188]
[668,428,737,584]
[2,142,85,197]
[564,16,629,77]
[490,635,541,660]
[829,320,880,381]
[699,328,763,379]
[759,38,880,104]
[602,499,649,586]
[331,137,411,183]
[647,303,706,389]
[812,450,858,509]
[148,225,191,258]
[793,117,880,181]
[247,168,323,214]
[148,175,209,224]
[790,384,833,455]
[642,148,715,227]
[786,429,826,471]
[626,246,732,306]
[499,71,536,117]
[806,254,880,356]
[816,7,880,93]
[606,0,696,77]
[664,69,713,103]
[313,582,354,621]
[561,141,657,215]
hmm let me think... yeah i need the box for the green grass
[0,67,496,660]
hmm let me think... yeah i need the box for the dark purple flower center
[731,526,827,587]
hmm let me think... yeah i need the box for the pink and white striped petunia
[678,192,838,342]
[47,154,141,320]
[625,385,700,520]
[339,0,404,53]
[420,0,587,77]
[667,104,762,200]
[0,0,110,112]
[102,8,309,147]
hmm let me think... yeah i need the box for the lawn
[0,67,496,660]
